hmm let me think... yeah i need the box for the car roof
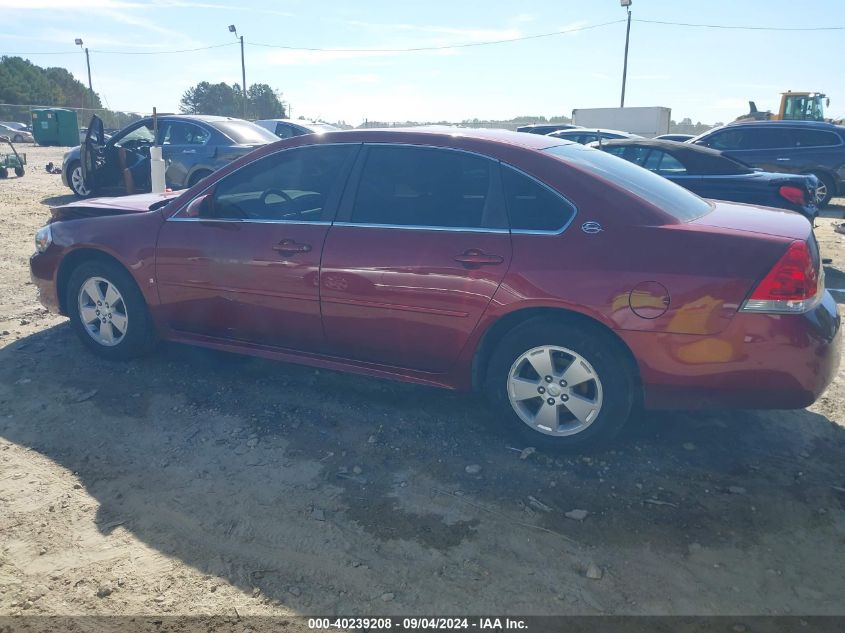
[724,119,841,130]
[284,126,573,151]
[597,138,753,175]
[552,128,634,136]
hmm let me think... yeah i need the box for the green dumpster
[32,108,80,146]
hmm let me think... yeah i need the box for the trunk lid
[687,200,812,241]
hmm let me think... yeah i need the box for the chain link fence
[0,103,145,135]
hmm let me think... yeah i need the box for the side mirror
[184,192,212,218]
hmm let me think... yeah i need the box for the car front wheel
[66,260,156,360]
[68,161,92,197]
[485,318,636,450]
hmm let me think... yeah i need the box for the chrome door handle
[454,249,504,267]
[273,239,312,255]
[776,157,790,161]
[182,149,197,154]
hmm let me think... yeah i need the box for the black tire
[14,166,24,177]
[484,317,636,450]
[0,167,7,179]
[13,134,23,143]
[811,172,835,208]
[187,170,212,188]
[66,259,157,360]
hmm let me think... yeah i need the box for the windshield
[214,121,278,145]
[543,143,712,222]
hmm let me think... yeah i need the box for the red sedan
[30,129,841,449]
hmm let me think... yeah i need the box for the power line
[3,18,843,58]
[635,18,845,31]
[248,20,626,52]
[1,41,237,56]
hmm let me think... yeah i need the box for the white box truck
[571,107,671,137]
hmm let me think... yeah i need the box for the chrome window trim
[167,217,331,226]
[166,142,362,221]
[331,222,509,234]
[499,162,578,236]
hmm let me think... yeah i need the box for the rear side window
[544,144,711,222]
[793,129,840,147]
[742,128,796,149]
[501,165,576,232]
[350,146,505,229]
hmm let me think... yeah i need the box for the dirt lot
[1,145,844,617]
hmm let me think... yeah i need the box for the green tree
[180,81,286,120]
[247,83,285,119]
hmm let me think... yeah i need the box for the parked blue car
[591,138,818,220]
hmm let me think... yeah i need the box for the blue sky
[1,0,842,125]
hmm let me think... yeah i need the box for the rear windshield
[543,143,712,222]
[214,121,279,145]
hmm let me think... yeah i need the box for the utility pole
[620,0,632,107]
[75,38,94,108]
[229,25,247,119]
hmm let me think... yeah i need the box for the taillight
[741,240,821,314]
[778,185,806,206]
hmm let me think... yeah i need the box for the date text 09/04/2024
[307,617,528,630]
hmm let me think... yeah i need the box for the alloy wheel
[77,276,129,346]
[507,345,603,436]
[71,165,90,196]
[814,180,827,205]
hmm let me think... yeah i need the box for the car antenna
[598,130,602,149]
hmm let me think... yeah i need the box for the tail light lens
[741,240,821,314]
[778,185,806,206]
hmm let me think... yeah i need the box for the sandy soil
[1,145,844,618]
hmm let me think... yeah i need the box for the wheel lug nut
[538,386,546,394]
[546,398,556,405]
[562,394,569,402]
[97,301,102,306]
[559,380,567,387]
[544,376,553,383]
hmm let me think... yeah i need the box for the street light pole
[620,0,632,108]
[75,38,94,108]
[229,25,247,119]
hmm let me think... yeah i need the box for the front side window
[642,150,687,175]
[700,129,745,150]
[204,144,355,221]
[349,146,505,229]
[114,122,154,146]
[501,165,576,233]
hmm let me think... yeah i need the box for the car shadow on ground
[2,323,844,612]
[40,193,77,207]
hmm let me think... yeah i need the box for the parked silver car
[0,123,33,143]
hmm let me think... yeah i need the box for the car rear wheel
[66,260,156,360]
[485,318,636,450]
[811,172,835,208]
[68,161,91,198]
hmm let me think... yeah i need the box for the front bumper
[622,290,842,410]
[30,249,62,314]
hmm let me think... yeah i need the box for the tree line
[179,82,286,120]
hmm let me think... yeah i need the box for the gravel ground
[1,145,844,618]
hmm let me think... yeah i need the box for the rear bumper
[622,291,841,410]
